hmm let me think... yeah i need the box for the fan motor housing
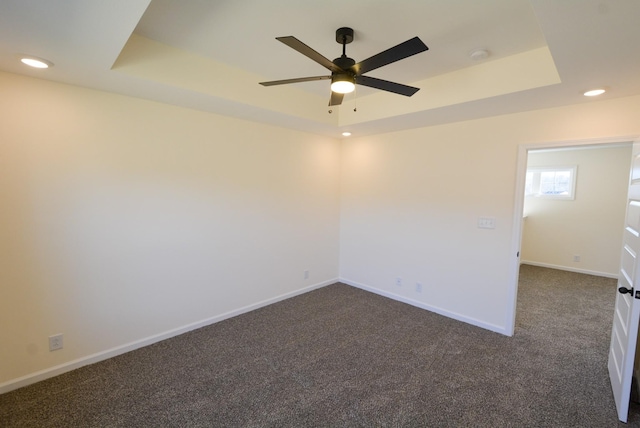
[333,56,355,70]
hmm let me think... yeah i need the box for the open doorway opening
[520,143,632,278]
[508,137,640,422]
[506,137,636,336]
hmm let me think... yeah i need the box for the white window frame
[525,166,577,200]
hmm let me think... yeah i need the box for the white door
[609,141,640,422]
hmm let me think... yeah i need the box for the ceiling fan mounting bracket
[336,27,354,44]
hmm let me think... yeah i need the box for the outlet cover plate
[49,334,63,351]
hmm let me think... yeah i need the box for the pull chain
[353,85,357,112]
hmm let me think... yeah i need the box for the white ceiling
[135,0,547,95]
[1,0,639,138]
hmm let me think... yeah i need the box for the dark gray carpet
[1,265,639,427]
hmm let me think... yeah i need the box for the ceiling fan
[259,27,429,106]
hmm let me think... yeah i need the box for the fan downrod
[333,27,356,69]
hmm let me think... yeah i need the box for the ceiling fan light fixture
[260,28,428,106]
[331,74,355,94]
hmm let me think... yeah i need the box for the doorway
[521,143,631,278]
[506,137,635,335]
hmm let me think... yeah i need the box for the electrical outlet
[396,277,402,287]
[49,334,63,351]
[573,255,581,262]
[416,282,423,293]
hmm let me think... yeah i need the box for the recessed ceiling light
[342,132,352,137]
[584,88,606,97]
[19,56,53,69]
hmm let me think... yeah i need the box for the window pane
[540,170,571,195]
[525,166,576,199]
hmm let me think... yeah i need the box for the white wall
[0,72,341,389]
[340,95,640,334]
[521,146,631,277]
[3,68,640,393]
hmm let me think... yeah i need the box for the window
[525,166,577,200]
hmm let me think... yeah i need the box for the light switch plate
[477,217,496,229]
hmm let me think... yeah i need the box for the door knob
[619,286,634,295]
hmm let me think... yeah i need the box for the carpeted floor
[1,265,639,427]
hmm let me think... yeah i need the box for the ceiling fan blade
[329,92,344,106]
[351,37,428,75]
[259,75,331,86]
[356,75,420,97]
[276,36,343,73]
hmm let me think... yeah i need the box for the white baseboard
[520,260,618,279]
[0,278,338,395]
[339,278,508,336]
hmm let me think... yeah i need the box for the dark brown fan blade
[356,75,420,96]
[276,36,343,73]
[350,37,428,75]
[329,92,344,106]
[259,75,331,87]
